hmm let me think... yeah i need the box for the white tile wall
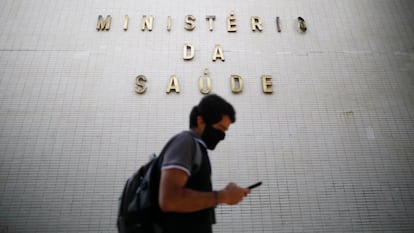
[0,0,413,232]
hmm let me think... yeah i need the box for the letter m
[96,15,112,31]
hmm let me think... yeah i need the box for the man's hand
[219,182,250,205]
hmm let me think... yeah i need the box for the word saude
[135,69,273,94]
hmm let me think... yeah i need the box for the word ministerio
[96,13,307,61]
[96,13,308,33]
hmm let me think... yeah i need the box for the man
[157,94,250,233]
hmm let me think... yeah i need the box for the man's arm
[158,168,250,213]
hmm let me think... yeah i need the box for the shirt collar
[195,138,207,149]
[188,130,207,149]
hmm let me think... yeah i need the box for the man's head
[189,94,236,150]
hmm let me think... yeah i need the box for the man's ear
[194,115,206,137]
[196,115,205,128]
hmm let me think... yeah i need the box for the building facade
[0,0,413,232]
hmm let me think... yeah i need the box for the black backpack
[117,137,202,233]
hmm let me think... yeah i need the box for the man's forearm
[159,188,220,213]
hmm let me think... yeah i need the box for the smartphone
[247,181,262,189]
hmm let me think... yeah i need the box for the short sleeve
[161,132,195,176]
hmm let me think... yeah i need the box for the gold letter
[167,16,172,31]
[135,75,147,94]
[276,16,281,32]
[123,15,129,31]
[96,15,111,31]
[297,17,307,32]
[199,69,212,94]
[261,75,273,93]
[230,75,243,93]
[206,16,216,31]
[183,43,195,60]
[184,15,196,31]
[166,75,180,93]
[227,12,237,32]
[212,44,225,62]
[251,16,263,31]
[141,15,154,31]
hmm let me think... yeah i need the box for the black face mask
[202,124,225,150]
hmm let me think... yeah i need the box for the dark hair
[189,94,236,128]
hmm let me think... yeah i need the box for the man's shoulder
[172,130,197,143]
[163,131,195,152]
[161,131,198,175]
